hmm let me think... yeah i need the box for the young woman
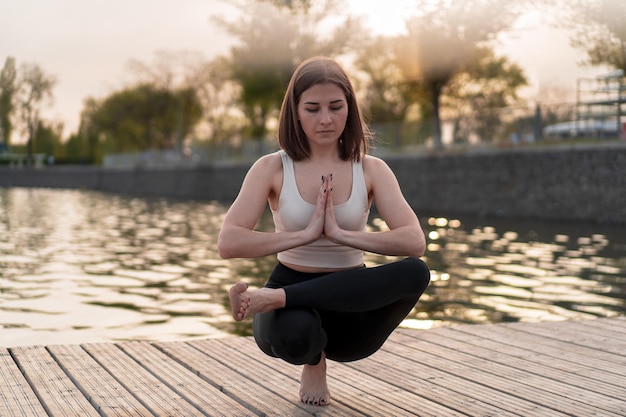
[218,56,430,406]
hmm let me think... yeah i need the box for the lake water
[1,187,624,347]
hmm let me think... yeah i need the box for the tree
[126,50,207,91]
[32,120,63,159]
[354,36,421,147]
[355,37,414,124]
[65,97,100,163]
[88,84,203,153]
[566,0,626,72]
[215,0,361,142]
[189,56,246,144]
[445,47,528,142]
[393,0,525,148]
[0,57,18,147]
[127,51,245,146]
[15,63,56,163]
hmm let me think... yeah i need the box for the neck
[308,144,340,163]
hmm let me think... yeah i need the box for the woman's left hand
[322,174,341,242]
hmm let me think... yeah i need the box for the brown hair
[278,56,370,161]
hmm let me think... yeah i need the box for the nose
[320,108,332,125]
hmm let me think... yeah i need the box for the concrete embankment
[1,143,625,224]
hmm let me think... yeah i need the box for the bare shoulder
[362,154,404,199]
[250,151,283,174]
[362,154,395,181]
[243,151,283,202]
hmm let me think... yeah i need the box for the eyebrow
[303,99,345,105]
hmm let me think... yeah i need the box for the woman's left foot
[228,282,249,321]
[228,284,287,321]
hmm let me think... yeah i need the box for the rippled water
[1,188,624,347]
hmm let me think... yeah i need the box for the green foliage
[0,57,17,146]
[446,47,528,142]
[31,121,63,157]
[87,84,203,154]
[15,62,56,160]
[392,0,525,148]
[216,0,360,140]
[568,0,626,72]
[355,37,415,125]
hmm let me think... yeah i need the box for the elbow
[410,234,427,258]
[218,246,234,259]
[218,244,237,259]
[217,243,230,259]
[410,246,426,259]
[217,232,236,259]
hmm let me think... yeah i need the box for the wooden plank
[564,317,626,340]
[189,338,333,416]
[82,343,205,417]
[554,318,626,341]
[10,346,99,417]
[47,344,153,417]
[504,320,626,356]
[119,341,256,417]
[461,320,626,375]
[205,336,463,417]
[350,339,573,417]
[426,326,626,399]
[393,329,626,416]
[0,348,48,417]
[451,319,626,376]
[1,318,624,416]
[195,337,363,416]
[592,316,626,335]
[153,339,316,417]
[337,354,523,417]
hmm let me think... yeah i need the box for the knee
[403,257,431,290]
[266,309,327,365]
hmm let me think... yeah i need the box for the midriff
[280,260,364,273]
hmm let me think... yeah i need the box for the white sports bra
[271,150,370,268]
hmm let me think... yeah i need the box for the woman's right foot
[300,353,331,406]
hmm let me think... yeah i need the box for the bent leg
[321,292,421,362]
[252,258,430,363]
[284,257,430,312]
[253,307,327,365]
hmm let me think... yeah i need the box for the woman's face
[297,83,348,147]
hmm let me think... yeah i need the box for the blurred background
[1,0,624,347]
[1,0,624,165]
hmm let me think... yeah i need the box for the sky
[0,0,612,141]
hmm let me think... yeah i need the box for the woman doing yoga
[218,56,431,407]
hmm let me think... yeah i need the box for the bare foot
[228,283,286,321]
[229,282,249,321]
[299,353,331,406]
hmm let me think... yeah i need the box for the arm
[324,156,426,258]
[218,153,327,259]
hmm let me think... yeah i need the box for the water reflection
[0,188,624,347]
[420,216,626,327]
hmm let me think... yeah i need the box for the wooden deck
[2,316,625,416]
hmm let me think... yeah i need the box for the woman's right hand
[305,173,331,242]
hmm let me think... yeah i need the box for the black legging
[253,257,430,365]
